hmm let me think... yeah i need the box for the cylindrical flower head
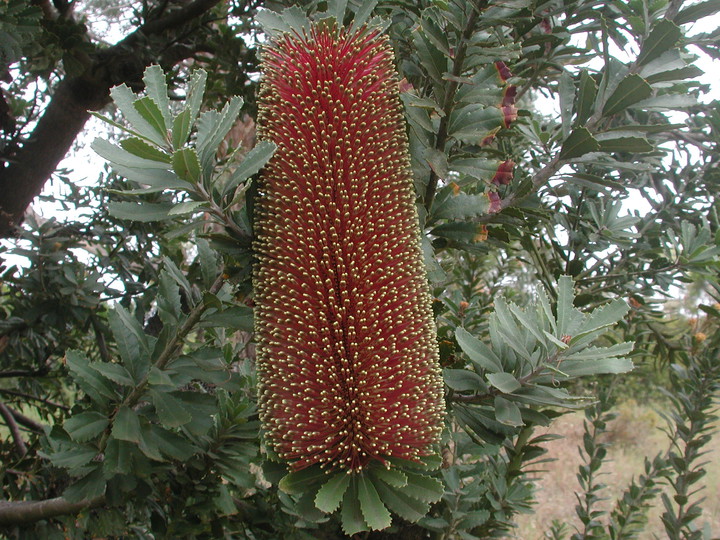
[254,22,444,473]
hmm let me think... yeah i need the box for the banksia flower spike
[254,21,445,474]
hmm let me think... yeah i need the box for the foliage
[1,0,719,537]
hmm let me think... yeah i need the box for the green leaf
[448,104,504,144]
[349,0,378,31]
[432,191,492,220]
[674,0,720,25]
[494,396,524,426]
[223,140,276,197]
[200,305,254,331]
[172,108,193,150]
[108,304,150,381]
[92,138,171,170]
[167,201,207,216]
[197,96,243,167]
[279,466,327,494]
[143,65,173,127]
[602,74,653,116]
[148,389,192,428]
[341,479,369,535]
[559,128,600,160]
[63,466,106,503]
[119,137,170,162]
[597,135,654,153]
[315,472,352,513]
[47,446,97,470]
[66,350,116,405]
[109,84,166,146]
[172,147,202,183]
[149,425,197,461]
[358,474,392,531]
[157,270,182,326]
[103,438,135,475]
[455,327,502,373]
[413,30,447,85]
[576,70,598,126]
[64,412,109,442]
[487,372,521,393]
[638,20,682,65]
[370,467,407,488]
[134,96,167,139]
[443,368,486,392]
[400,472,444,503]
[92,363,134,386]
[374,480,429,522]
[112,406,142,443]
[108,201,176,222]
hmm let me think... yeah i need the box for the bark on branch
[0,402,27,457]
[0,0,223,237]
[0,495,105,526]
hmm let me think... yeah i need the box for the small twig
[9,407,45,434]
[0,388,69,412]
[0,402,27,458]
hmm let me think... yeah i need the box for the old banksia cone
[254,21,444,474]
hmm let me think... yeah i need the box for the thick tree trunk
[0,77,98,236]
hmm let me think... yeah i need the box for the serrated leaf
[92,138,171,170]
[370,467,407,488]
[400,472,444,503]
[602,74,652,116]
[576,70,598,126]
[374,480,429,522]
[172,108,193,150]
[64,412,109,442]
[149,425,197,461]
[47,446,97,470]
[103,438,135,475]
[197,96,243,167]
[350,0,379,31]
[149,389,192,428]
[66,350,116,405]
[108,305,150,381]
[448,104,504,144]
[675,0,720,24]
[134,96,167,139]
[109,84,166,146]
[433,191,491,220]
[143,65,173,127]
[597,135,653,153]
[223,140,276,197]
[494,396,524,426]
[413,30,447,85]
[167,201,206,216]
[119,137,170,162]
[559,128,600,160]
[342,479,369,535]
[455,327,502,373]
[112,406,142,443]
[557,357,634,376]
[63,466,106,503]
[358,474,392,530]
[172,147,201,183]
[279,466,327,494]
[91,362,134,386]
[638,20,681,65]
[108,201,175,222]
[315,472,352,513]
[487,372,521,393]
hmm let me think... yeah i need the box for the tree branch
[0,495,105,526]
[0,0,224,237]
[0,388,69,411]
[0,402,27,458]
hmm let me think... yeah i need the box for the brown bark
[0,0,224,237]
[0,495,105,526]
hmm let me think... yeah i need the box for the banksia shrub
[253,21,445,476]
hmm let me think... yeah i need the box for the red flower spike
[254,23,445,473]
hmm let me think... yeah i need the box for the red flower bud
[254,23,444,473]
